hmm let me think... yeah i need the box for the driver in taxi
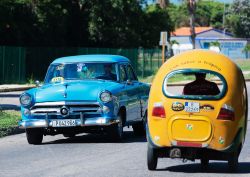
[183,73,220,95]
[103,64,117,81]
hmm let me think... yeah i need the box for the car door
[118,64,132,120]
[125,64,141,122]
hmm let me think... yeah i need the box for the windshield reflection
[45,62,117,84]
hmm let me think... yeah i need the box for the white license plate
[184,102,200,113]
[52,119,76,127]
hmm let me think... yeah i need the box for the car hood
[35,80,119,102]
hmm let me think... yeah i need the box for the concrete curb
[0,86,35,93]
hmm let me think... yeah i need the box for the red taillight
[217,104,235,121]
[152,103,166,118]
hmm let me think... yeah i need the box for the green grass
[168,75,195,83]
[244,73,250,80]
[235,60,250,79]
[0,111,21,137]
[235,60,250,71]
[138,75,155,83]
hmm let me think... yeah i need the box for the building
[171,27,249,59]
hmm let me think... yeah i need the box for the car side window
[119,65,127,82]
[126,65,137,81]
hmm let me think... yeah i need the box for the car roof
[52,55,130,64]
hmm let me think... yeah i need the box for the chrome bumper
[19,117,119,129]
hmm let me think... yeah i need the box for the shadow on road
[42,130,147,145]
[0,94,21,97]
[158,162,250,174]
[0,104,20,110]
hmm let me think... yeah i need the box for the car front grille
[30,101,101,116]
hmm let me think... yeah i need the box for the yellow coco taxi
[147,49,248,172]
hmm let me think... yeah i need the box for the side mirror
[35,80,40,87]
[126,79,132,85]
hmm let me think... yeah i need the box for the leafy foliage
[0,0,173,48]
[0,0,38,46]
[210,41,220,47]
[225,0,250,38]
[167,0,224,29]
[87,0,144,47]
[142,4,174,47]
[243,44,250,52]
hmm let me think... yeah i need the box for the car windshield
[44,62,117,84]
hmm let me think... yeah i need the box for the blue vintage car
[19,55,150,144]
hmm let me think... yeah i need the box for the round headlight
[20,93,32,106]
[100,91,112,103]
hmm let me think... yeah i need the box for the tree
[0,0,174,48]
[0,0,38,46]
[187,0,196,49]
[87,0,145,47]
[196,0,224,29]
[157,0,169,8]
[243,44,250,58]
[33,0,90,46]
[226,0,250,38]
[168,1,225,28]
[167,3,189,28]
[142,4,174,47]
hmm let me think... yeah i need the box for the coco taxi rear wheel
[147,144,158,170]
[228,151,239,172]
[200,158,209,169]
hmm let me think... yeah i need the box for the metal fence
[0,46,162,84]
[0,46,26,84]
[137,48,162,78]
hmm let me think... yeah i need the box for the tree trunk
[187,0,196,49]
[157,0,169,9]
[190,13,196,49]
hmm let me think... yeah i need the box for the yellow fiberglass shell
[148,49,247,152]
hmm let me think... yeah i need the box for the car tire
[228,151,239,172]
[26,128,43,145]
[133,112,147,136]
[147,144,158,170]
[132,122,145,136]
[107,114,123,141]
[200,158,209,170]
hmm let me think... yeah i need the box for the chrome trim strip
[31,109,99,115]
[69,107,99,112]
[19,117,117,129]
[33,102,100,107]
[31,108,98,113]
[19,120,48,128]
[30,108,60,114]
[30,112,99,116]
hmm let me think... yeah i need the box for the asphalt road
[0,91,22,110]
[0,84,250,177]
